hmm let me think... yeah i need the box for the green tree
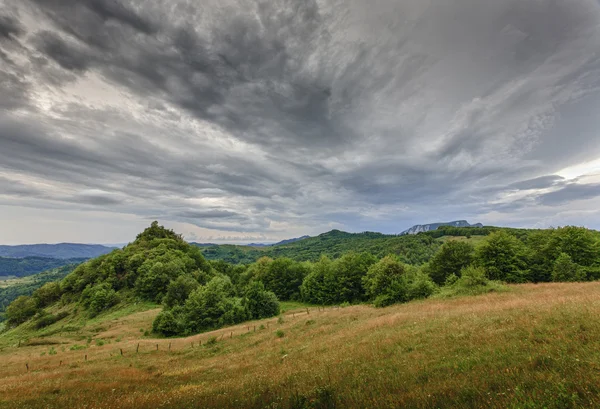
[32,282,62,307]
[300,256,336,304]
[259,258,310,301]
[80,283,119,317]
[242,281,280,320]
[162,275,200,308]
[5,295,38,326]
[333,252,377,302]
[552,253,585,282]
[426,241,475,285]
[363,256,408,300]
[152,309,182,336]
[476,231,529,283]
[181,276,246,334]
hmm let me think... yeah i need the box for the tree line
[3,223,599,337]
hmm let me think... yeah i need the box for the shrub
[259,258,310,301]
[162,275,199,308]
[436,266,506,298]
[364,257,436,307]
[242,281,280,320]
[80,283,119,317]
[33,311,69,329]
[363,256,407,300]
[552,253,586,282]
[275,329,285,338]
[154,276,247,336]
[32,282,62,308]
[426,241,475,285]
[476,231,530,283]
[5,296,38,326]
[152,309,182,337]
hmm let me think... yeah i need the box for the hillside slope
[201,230,442,264]
[0,282,599,408]
[0,257,85,279]
[0,244,116,259]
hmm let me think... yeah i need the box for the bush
[426,241,474,285]
[152,309,182,336]
[363,256,408,301]
[275,329,285,338]
[476,231,530,283]
[552,253,586,282]
[5,296,38,326]
[162,275,199,308]
[259,258,310,301]
[32,282,63,308]
[364,257,436,307]
[80,283,119,317]
[242,281,280,320]
[33,311,69,329]
[154,276,248,336]
[436,266,506,298]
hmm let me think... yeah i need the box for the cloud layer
[1,0,600,243]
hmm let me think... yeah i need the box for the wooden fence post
[85,355,87,361]
[168,343,171,352]
[26,363,29,372]
[120,348,123,356]
[136,343,139,354]
[156,344,159,351]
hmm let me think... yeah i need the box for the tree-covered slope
[0,243,116,259]
[0,264,78,321]
[0,256,86,278]
[200,230,442,264]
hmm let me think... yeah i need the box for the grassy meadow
[0,282,599,408]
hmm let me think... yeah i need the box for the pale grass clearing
[0,282,599,408]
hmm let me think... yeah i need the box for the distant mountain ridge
[0,243,116,259]
[400,220,483,235]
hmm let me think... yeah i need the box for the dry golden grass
[1,282,600,408]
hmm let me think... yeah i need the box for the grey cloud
[507,175,565,191]
[176,210,239,219]
[1,0,600,240]
[537,183,600,206]
[33,31,94,72]
[0,13,23,40]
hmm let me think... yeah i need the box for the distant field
[436,235,488,246]
[0,276,32,288]
[1,282,599,408]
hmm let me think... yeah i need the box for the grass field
[0,282,599,408]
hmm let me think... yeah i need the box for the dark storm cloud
[33,31,94,72]
[25,0,339,147]
[1,0,600,240]
[0,13,24,40]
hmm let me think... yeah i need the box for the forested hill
[0,257,86,278]
[0,243,116,259]
[199,227,498,264]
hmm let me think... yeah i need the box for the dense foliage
[3,223,600,336]
[0,265,76,322]
[200,230,441,265]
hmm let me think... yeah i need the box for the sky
[1,0,600,245]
